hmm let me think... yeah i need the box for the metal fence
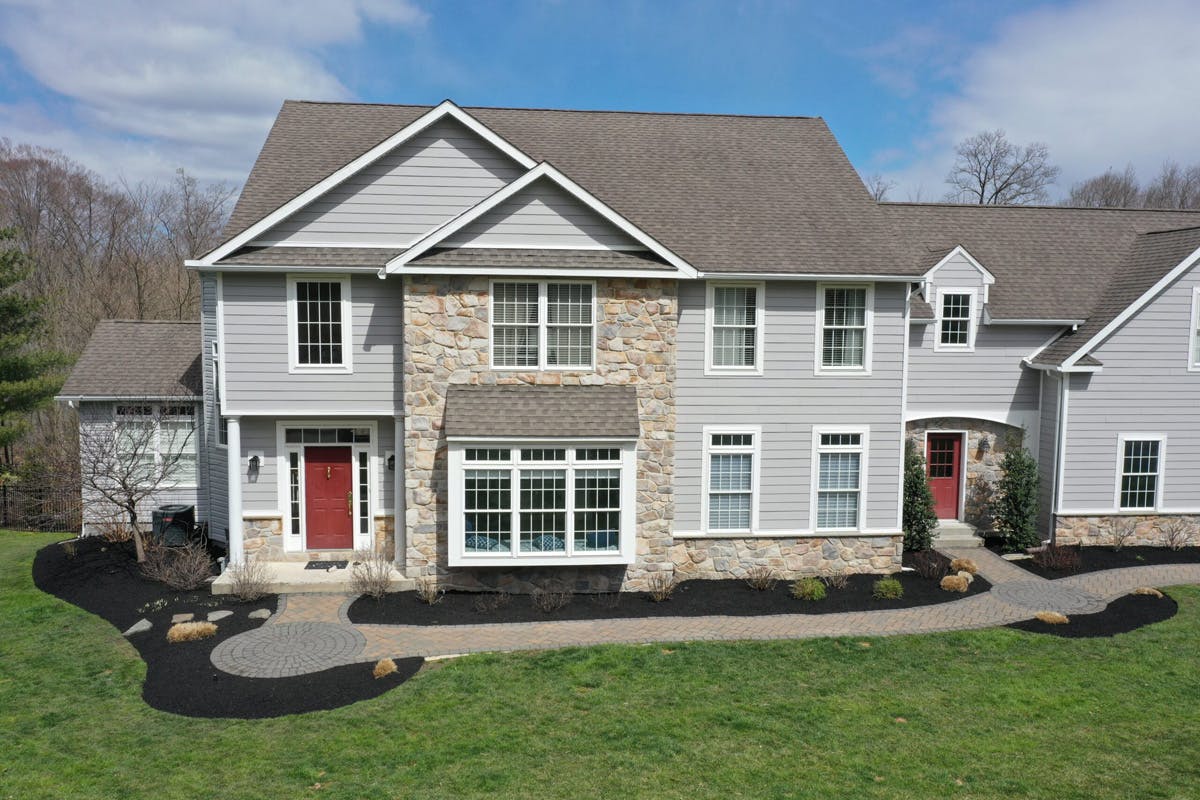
[0,484,82,533]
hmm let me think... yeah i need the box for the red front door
[304,447,354,549]
[926,434,961,520]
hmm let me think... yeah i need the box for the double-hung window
[937,289,976,350]
[288,276,352,372]
[818,285,872,372]
[114,404,198,487]
[814,430,865,530]
[703,429,759,532]
[706,282,764,373]
[492,281,594,370]
[1118,437,1162,510]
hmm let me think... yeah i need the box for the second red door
[304,447,354,549]
[926,434,961,520]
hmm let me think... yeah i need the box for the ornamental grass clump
[940,574,969,593]
[372,658,398,679]
[1132,587,1164,598]
[415,577,444,606]
[350,549,393,599]
[872,577,904,600]
[530,581,572,613]
[166,621,217,643]
[1035,611,1069,625]
[743,566,777,591]
[910,550,948,580]
[790,577,826,601]
[1033,543,1081,573]
[949,557,978,575]
[822,570,849,591]
[646,572,679,603]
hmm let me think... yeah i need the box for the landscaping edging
[1002,546,1200,580]
[1007,592,1178,638]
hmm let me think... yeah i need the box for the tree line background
[2,129,1200,526]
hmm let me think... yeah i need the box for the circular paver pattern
[211,621,366,678]
[992,580,1106,615]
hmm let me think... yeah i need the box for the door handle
[326,466,331,480]
[347,491,353,516]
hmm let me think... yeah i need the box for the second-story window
[288,276,352,372]
[706,282,764,373]
[938,290,975,350]
[818,285,872,371]
[492,281,594,370]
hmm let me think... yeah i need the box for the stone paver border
[210,548,1200,678]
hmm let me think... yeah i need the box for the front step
[933,520,983,548]
[211,561,415,595]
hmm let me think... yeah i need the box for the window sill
[675,529,881,539]
[815,367,872,377]
[449,551,634,567]
[288,364,353,375]
[704,366,763,377]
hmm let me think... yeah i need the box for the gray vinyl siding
[676,280,905,533]
[221,272,402,413]
[906,323,1058,412]
[1037,371,1060,534]
[443,178,639,250]
[257,118,524,246]
[1060,267,1200,510]
[201,272,228,541]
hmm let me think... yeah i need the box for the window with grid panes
[1119,439,1160,509]
[939,292,972,346]
[492,281,594,369]
[294,280,345,365]
[492,282,539,367]
[816,432,862,529]
[710,285,760,368]
[706,432,756,530]
[822,287,867,368]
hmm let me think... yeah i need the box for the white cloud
[0,0,427,184]
[880,0,1200,201]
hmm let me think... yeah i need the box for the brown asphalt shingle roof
[883,203,1200,321]
[218,101,901,276]
[444,385,640,438]
[60,321,202,399]
[1033,226,1200,366]
[219,246,405,267]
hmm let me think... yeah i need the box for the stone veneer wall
[403,276,676,592]
[243,516,285,561]
[905,417,1024,531]
[672,536,903,579]
[373,515,395,556]
[1055,515,1200,548]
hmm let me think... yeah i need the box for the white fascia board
[186,260,379,274]
[922,245,996,285]
[1062,242,1200,369]
[383,162,700,278]
[986,317,1085,326]
[696,272,916,282]
[396,266,679,279]
[196,101,537,265]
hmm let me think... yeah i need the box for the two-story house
[59,100,1200,591]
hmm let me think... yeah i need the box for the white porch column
[226,416,244,565]
[393,412,406,569]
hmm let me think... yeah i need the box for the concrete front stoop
[934,520,983,548]
[212,561,415,595]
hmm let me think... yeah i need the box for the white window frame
[810,426,869,532]
[211,341,228,448]
[815,283,874,375]
[700,426,761,534]
[286,274,354,374]
[704,281,765,375]
[489,279,597,371]
[934,287,978,352]
[1188,286,1200,372]
[113,403,199,489]
[447,440,636,566]
[1114,434,1166,512]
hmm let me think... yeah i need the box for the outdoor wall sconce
[979,436,991,453]
[387,454,396,471]
[248,454,261,480]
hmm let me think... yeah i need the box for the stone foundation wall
[243,516,284,561]
[1055,515,1200,548]
[403,276,676,592]
[373,515,395,557]
[672,536,903,579]
[905,417,1024,531]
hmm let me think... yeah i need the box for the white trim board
[382,162,699,278]
[922,245,996,303]
[198,101,538,265]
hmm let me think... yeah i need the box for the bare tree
[1066,165,1141,208]
[862,172,896,202]
[945,129,1061,205]
[1143,161,1200,209]
[78,401,196,562]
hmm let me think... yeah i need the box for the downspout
[1051,371,1069,546]
[393,274,408,572]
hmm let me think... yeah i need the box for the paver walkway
[210,549,1200,679]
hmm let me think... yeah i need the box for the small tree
[945,130,1060,205]
[993,448,1040,552]
[902,441,938,552]
[78,402,195,562]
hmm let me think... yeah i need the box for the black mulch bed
[1008,591,1178,638]
[1000,545,1200,580]
[349,562,990,626]
[33,538,420,719]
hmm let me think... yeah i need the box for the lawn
[2,530,1199,800]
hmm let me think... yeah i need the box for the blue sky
[2,0,1199,201]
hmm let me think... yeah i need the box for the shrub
[1132,586,1164,598]
[166,621,217,642]
[902,441,938,552]
[993,447,1041,552]
[743,566,777,591]
[59,539,77,559]
[472,592,512,614]
[1034,610,1069,625]
[1106,518,1136,551]
[790,577,826,601]
[911,550,949,580]
[1161,518,1192,551]
[226,558,275,602]
[141,543,214,591]
[646,572,679,602]
[415,577,444,606]
[872,577,904,600]
[949,557,978,575]
[95,519,133,543]
[531,581,572,613]
[350,549,393,599]
[940,574,969,593]
[957,570,974,584]
[1032,543,1081,573]
[822,570,849,591]
[591,592,622,610]
[372,658,397,679]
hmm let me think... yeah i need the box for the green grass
[3,530,1199,800]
